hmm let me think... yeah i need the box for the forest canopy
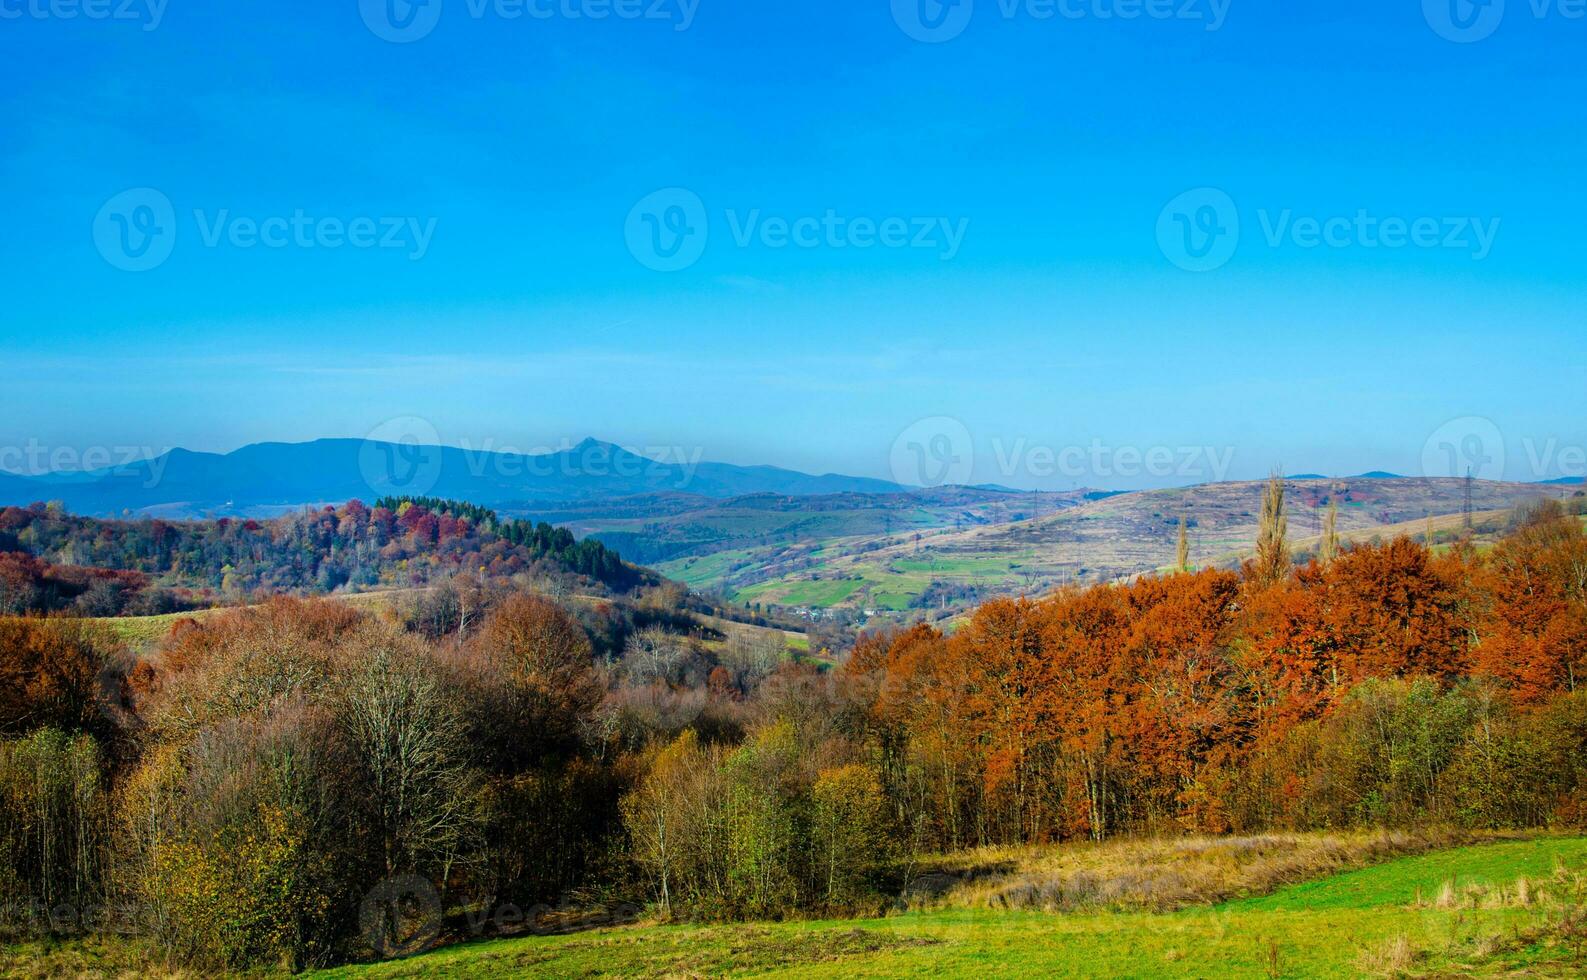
[0,498,641,616]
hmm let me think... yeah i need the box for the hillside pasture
[294,834,1587,979]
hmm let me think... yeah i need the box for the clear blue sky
[3,1,1584,488]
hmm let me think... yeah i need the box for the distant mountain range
[0,438,904,518]
[5,438,1581,521]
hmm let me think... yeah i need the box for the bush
[121,710,342,970]
[1446,691,1587,829]
[622,722,900,921]
[0,619,111,739]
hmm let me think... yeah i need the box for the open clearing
[86,589,424,650]
[86,590,811,661]
[301,836,1587,979]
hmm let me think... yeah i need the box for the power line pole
[1463,467,1474,531]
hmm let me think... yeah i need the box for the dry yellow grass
[1356,933,1419,975]
[902,829,1520,913]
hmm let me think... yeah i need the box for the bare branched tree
[335,629,478,879]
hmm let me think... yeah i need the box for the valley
[653,476,1582,620]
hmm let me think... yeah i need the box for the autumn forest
[1,475,1585,973]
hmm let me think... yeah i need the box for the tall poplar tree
[1253,471,1291,586]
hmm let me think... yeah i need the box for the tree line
[0,498,640,616]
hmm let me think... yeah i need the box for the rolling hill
[548,486,1110,565]
[0,497,647,616]
[660,477,1584,618]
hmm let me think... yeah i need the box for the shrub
[0,619,111,738]
[122,710,342,970]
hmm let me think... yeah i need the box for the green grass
[0,934,181,979]
[8,837,1585,977]
[889,554,1031,577]
[737,577,863,607]
[91,609,219,648]
[304,837,1587,979]
[1226,836,1587,913]
[868,587,924,611]
[655,548,763,589]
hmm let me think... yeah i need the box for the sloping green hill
[305,836,1587,979]
[8,835,1584,977]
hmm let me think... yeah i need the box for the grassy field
[6,835,1585,977]
[738,577,864,608]
[91,609,219,648]
[659,547,768,590]
[301,836,1587,979]
[86,589,421,651]
[89,593,812,665]
[693,613,812,657]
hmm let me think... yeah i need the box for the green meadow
[296,837,1587,979]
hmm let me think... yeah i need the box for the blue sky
[2,0,1584,489]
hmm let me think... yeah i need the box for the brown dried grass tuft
[910,828,1528,914]
[1357,933,1419,976]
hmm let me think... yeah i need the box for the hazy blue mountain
[0,438,903,517]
